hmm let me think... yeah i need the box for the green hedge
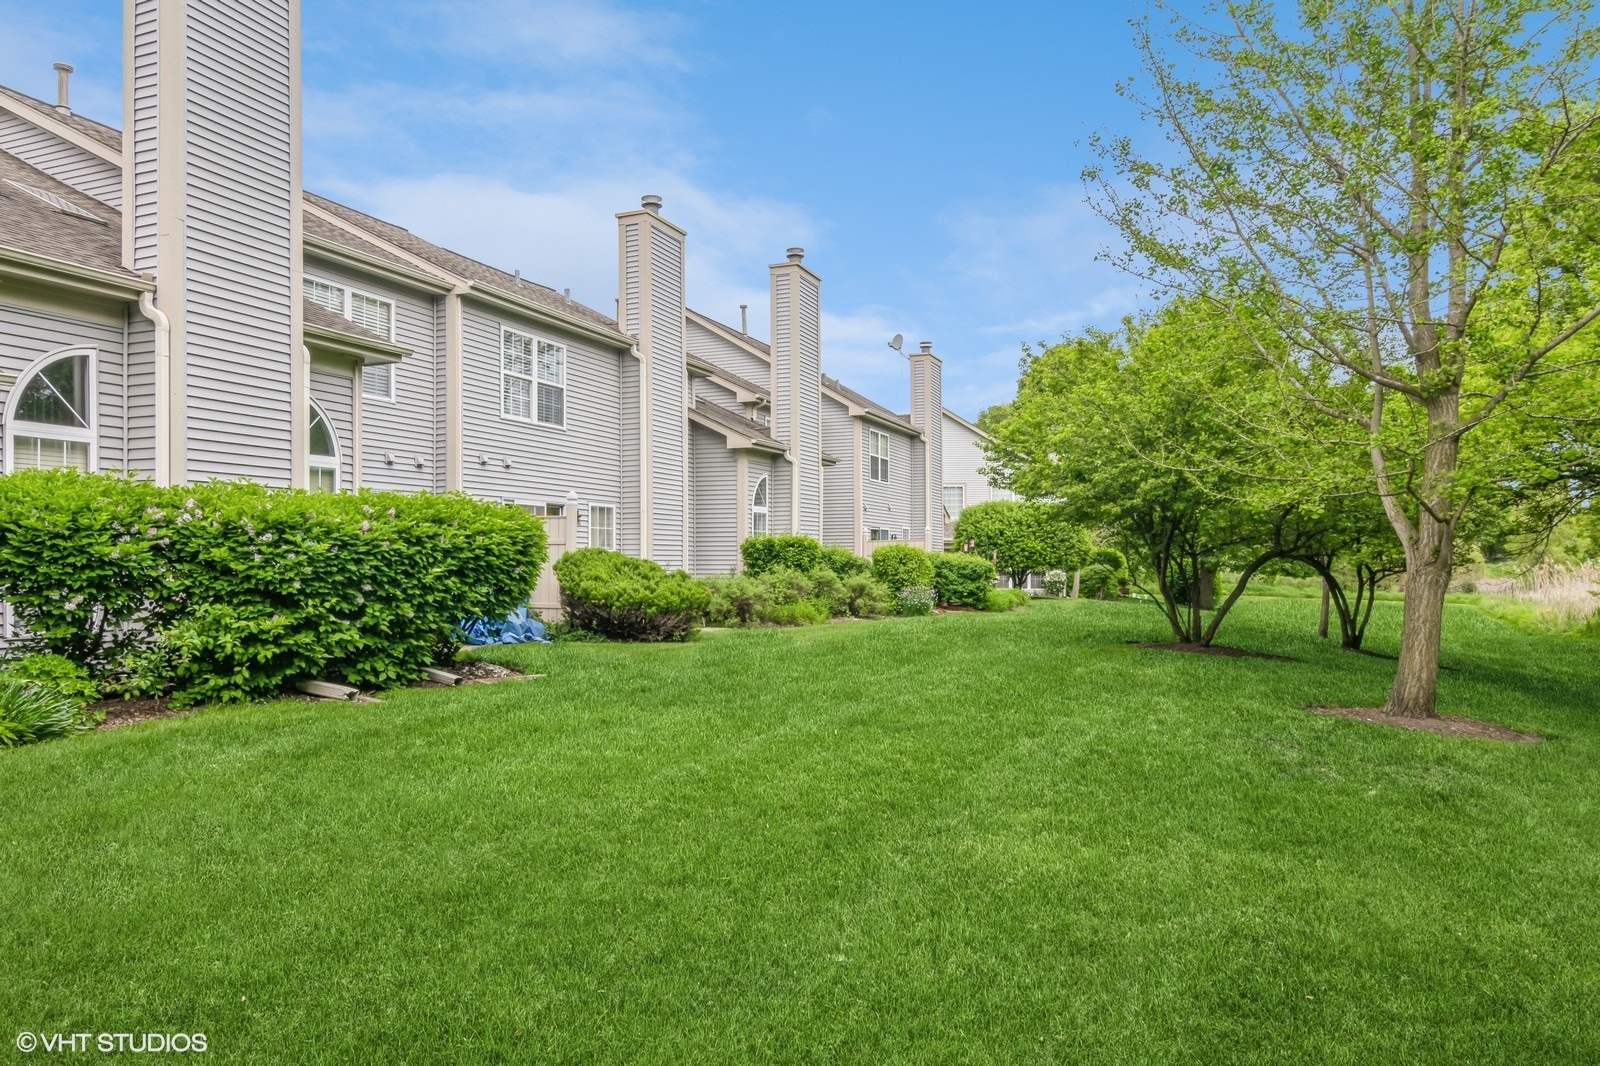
[740,534,825,576]
[931,554,997,608]
[871,544,935,595]
[0,470,547,704]
[554,548,707,641]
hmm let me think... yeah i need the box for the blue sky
[0,0,1171,418]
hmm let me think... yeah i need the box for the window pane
[309,407,336,458]
[15,354,89,428]
[944,486,964,518]
[504,376,532,420]
[304,278,344,311]
[590,506,615,550]
[537,340,564,385]
[309,465,337,493]
[349,293,392,338]
[503,332,534,378]
[752,477,767,507]
[537,383,564,425]
[11,434,88,471]
[361,364,393,399]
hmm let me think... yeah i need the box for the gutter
[0,244,152,302]
[136,290,171,486]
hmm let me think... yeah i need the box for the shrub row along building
[0,0,1014,602]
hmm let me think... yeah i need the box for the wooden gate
[530,509,572,619]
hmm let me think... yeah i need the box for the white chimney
[909,341,944,549]
[769,247,823,537]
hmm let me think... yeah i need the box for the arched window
[5,347,94,472]
[309,400,339,492]
[751,475,769,534]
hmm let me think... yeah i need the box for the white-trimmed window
[869,527,893,542]
[589,505,615,550]
[304,276,396,401]
[5,348,94,472]
[751,476,769,534]
[943,484,965,520]
[870,430,890,482]
[309,401,339,492]
[502,329,566,427]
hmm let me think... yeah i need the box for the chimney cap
[786,247,805,263]
[52,61,74,73]
[640,194,663,214]
[918,341,933,354]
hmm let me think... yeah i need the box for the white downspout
[137,291,171,487]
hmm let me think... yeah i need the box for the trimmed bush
[0,470,169,667]
[985,588,1029,612]
[872,544,935,595]
[701,574,774,626]
[818,544,872,578]
[1090,547,1128,572]
[0,471,548,704]
[0,678,84,748]
[554,548,707,642]
[931,553,997,608]
[897,585,936,616]
[840,575,894,618]
[0,653,100,705]
[740,534,825,576]
[1079,563,1124,600]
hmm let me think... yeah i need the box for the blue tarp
[459,606,551,645]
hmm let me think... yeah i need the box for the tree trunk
[1317,581,1330,639]
[1070,570,1080,599]
[1385,553,1450,717]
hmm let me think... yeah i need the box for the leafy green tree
[951,501,1091,588]
[986,300,1337,646]
[1089,0,1600,715]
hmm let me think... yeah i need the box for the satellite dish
[888,333,904,352]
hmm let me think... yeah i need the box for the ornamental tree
[951,501,1091,588]
[1089,0,1600,715]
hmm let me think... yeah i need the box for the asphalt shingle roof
[0,86,122,154]
[821,374,913,428]
[0,149,132,276]
[306,193,623,334]
[690,397,783,447]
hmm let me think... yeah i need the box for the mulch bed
[454,660,525,683]
[93,698,191,730]
[1306,705,1541,743]
[1136,641,1298,662]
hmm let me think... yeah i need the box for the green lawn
[2,598,1597,1064]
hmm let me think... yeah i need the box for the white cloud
[389,0,684,68]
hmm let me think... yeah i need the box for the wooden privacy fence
[530,507,573,619]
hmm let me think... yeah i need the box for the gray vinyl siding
[821,395,856,548]
[794,273,823,537]
[175,1,296,484]
[459,303,625,514]
[0,112,122,207]
[911,358,942,537]
[645,225,686,568]
[862,422,916,540]
[685,318,771,386]
[690,375,741,414]
[0,300,126,472]
[129,0,159,272]
[941,413,1015,516]
[125,312,155,474]
[309,359,356,489]
[689,423,738,575]
[621,222,641,335]
[304,258,439,491]
[619,353,641,555]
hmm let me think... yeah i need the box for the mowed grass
[1,598,1597,1064]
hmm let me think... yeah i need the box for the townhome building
[0,0,1005,606]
